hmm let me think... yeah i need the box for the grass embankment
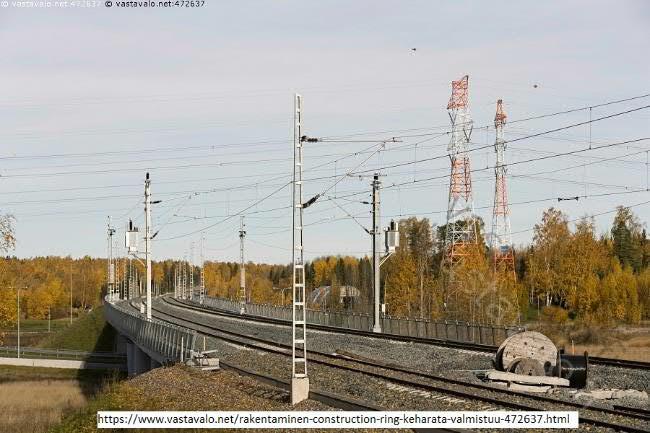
[0,380,87,433]
[1,318,71,347]
[51,365,394,433]
[38,306,116,352]
[0,307,122,433]
[0,365,120,433]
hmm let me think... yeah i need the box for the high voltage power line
[2,92,647,161]
[5,92,650,263]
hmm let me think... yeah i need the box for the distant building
[307,285,360,309]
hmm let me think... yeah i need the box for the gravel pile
[128,365,405,432]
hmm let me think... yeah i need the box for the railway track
[172,297,650,371]
[140,297,650,432]
[219,361,464,433]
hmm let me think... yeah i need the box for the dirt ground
[538,324,650,362]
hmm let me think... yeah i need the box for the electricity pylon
[491,99,516,278]
[441,75,478,289]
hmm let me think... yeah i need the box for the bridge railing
[192,295,523,346]
[105,297,197,363]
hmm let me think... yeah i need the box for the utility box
[125,219,139,254]
[385,220,399,252]
[108,263,115,284]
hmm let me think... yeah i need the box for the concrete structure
[104,296,197,377]
[307,285,360,308]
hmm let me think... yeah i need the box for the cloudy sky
[0,1,649,264]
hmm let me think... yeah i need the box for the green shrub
[540,305,569,324]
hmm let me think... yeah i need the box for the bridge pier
[134,346,151,375]
[150,358,162,369]
[115,334,128,355]
[126,341,136,376]
[125,337,162,376]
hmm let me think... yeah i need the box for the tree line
[0,206,648,329]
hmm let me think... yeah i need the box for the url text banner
[97,410,579,429]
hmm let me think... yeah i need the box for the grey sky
[1,1,649,264]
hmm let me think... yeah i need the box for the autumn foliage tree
[0,206,647,329]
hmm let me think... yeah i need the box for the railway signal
[107,217,116,301]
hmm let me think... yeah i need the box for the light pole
[16,286,21,359]
[48,306,51,333]
[70,262,73,324]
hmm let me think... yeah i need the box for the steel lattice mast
[491,99,515,277]
[291,93,309,404]
[442,75,477,276]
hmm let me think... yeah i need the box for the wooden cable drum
[496,331,558,373]
[510,357,546,376]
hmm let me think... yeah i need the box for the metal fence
[0,346,125,361]
[105,297,197,363]
[192,295,523,346]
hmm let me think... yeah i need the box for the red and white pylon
[442,75,478,276]
[491,99,515,277]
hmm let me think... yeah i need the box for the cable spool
[558,351,589,389]
[496,331,557,373]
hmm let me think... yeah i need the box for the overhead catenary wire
[155,181,293,241]
[3,92,647,162]
[351,104,650,176]
[7,91,650,263]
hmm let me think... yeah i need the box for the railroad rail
[220,361,463,433]
[172,296,650,371]
[140,297,650,432]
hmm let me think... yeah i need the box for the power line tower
[291,93,309,404]
[239,216,247,314]
[491,99,516,278]
[441,75,477,293]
